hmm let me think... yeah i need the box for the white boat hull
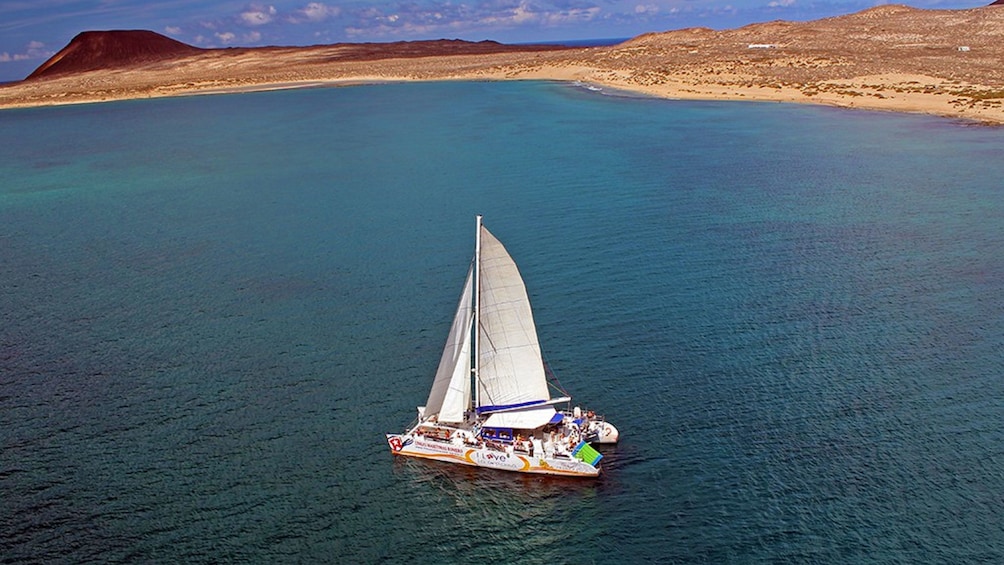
[591,421,620,444]
[386,433,601,477]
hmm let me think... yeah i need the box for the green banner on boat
[572,441,603,467]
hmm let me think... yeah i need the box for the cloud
[240,4,277,26]
[767,0,796,6]
[344,0,603,37]
[543,6,600,24]
[0,39,51,63]
[478,1,538,25]
[164,26,182,35]
[472,0,601,27]
[292,2,341,23]
[202,28,261,46]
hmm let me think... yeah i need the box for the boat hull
[591,421,619,444]
[386,434,600,477]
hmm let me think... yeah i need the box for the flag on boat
[572,441,603,467]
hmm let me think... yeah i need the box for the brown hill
[607,4,1004,87]
[26,32,572,81]
[28,30,202,79]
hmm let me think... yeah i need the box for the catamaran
[386,215,618,477]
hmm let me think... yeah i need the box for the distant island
[3,4,1004,124]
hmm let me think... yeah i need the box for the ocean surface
[2,81,1003,563]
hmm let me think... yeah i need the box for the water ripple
[2,81,1003,563]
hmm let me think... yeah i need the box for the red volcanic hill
[25,31,573,81]
[27,30,202,79]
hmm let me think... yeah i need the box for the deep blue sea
[2,81,1003,563]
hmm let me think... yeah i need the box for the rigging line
[478,317,500,354]
[542,356,571,398]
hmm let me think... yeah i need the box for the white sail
[476,226,550,410]
[424,266,474,423]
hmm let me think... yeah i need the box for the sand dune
[3,5,1004,123]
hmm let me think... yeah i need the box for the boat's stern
[386,433,412,454]
[594,421,619,444]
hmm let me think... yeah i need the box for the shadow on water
[387,457,609,562]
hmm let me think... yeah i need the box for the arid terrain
[3,4,1004,123]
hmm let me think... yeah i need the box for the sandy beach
[3,5,1004,124]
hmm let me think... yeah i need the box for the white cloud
[635,4,659,14]
[294,2,340,23]
[216,31,237,43]
[241,4,277,26]
[0,40,51,64]
[544,6,600,23]
[476,1,600,26]
[478,1,537,25]
[512,3,537,24]
[768,0,795,6]
[164,26,182,35]
[345,0,602,39]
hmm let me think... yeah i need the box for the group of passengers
[417,408,596,459]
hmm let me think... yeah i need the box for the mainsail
[476,226,550,411]
[424,267,474,423]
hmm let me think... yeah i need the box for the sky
[0,0,991,81]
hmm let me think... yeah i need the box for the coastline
[483,65,1004,125]
[4,63,1003,126]
[3,5,1004,124]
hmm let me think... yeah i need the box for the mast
[473,214,483,413]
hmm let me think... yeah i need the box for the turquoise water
[2,81,1003,562]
